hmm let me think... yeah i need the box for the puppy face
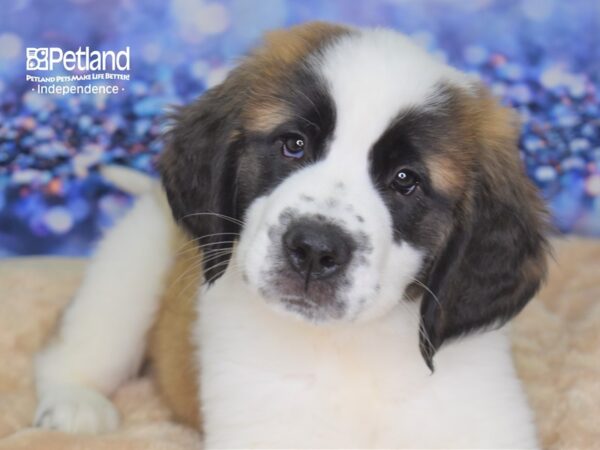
[160,22,549,367]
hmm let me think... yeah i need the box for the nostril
[319,255,336,269]
[291,246,307,262]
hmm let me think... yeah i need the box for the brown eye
[390,169,419,195]
[281,134,305,159]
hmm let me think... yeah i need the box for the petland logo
[25,46,131,95]
[26,47,130,71]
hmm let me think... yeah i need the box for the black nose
[282,220,353,281]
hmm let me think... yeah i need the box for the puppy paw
[34,385,119,434]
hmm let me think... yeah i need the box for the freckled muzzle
[252,206,368,322]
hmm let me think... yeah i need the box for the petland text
[26,47,130,72]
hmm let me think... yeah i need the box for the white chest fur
[197,271,538,449]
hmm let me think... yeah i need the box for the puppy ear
[419,91,550,371]
[159,85,243,284]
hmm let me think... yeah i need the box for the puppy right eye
[281,134,306,159]
[390,168,420,195]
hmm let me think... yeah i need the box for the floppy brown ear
[419,89,550,371]
[159,84,244,284]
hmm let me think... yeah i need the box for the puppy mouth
[258,270,348,321]
[282,295,320,312]
[279,294,346,322]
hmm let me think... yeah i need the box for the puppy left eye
[281,134,305,159]
[390,169,420,195]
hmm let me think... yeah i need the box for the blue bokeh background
[0,0,599,257]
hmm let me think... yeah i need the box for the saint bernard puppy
[34,22,549,448]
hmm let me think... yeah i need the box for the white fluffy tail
[100,165,156,196]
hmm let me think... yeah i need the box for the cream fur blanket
[0,238,598,449]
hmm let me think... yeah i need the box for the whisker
[399,294,436,354]
[410,278,442,309]
[171,249,234,290]
[205,261,241,285]
[200,247,234,257]
[200,250,234,266]
[175,232,240,253]
[181,211,245,227]
[175,270,205,303]
[167,258,206,292]
[201,258,235,278]
[176,240,237,257]
[174,260,237,302]
[170,245,235,291]
[397,295,421,326]
[197,240,238,250]
[295,89,322,123]
[165,250,238,319]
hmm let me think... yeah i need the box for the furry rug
[0,238,598,449]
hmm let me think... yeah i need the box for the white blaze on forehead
[316,28,472,160]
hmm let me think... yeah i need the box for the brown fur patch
[427,153,466,194]
[239,22,352,133]
[243,101,292,134]
[416,85,480,202]
[450,84,523,184]
[425,83,546,229]
[148,226,202,430]
[467,85,548,234]
[259,22,351,67]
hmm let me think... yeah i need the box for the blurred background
[0,0,599,257]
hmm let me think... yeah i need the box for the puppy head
[160,22,549,367]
